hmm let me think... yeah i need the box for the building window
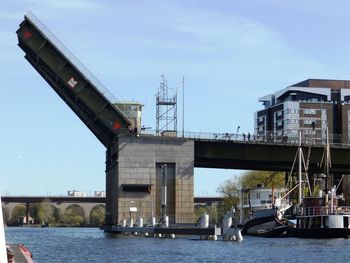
[304,109,316,114]
[289,109,299,114]
[288,119,298,124]
[304,119,314,125]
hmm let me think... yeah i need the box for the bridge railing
[133,129,349,147]
[300,206,350,216]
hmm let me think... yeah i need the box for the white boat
[240,187,290,237]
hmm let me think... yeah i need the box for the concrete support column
[25,203,30,225]
[84,215,90,225]
[105,140,119,226]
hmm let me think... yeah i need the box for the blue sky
[1,0,350,196]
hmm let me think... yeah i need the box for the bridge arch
[62,204,85,226]
[89,204,105,226]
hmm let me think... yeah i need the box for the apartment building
[255,79,350,144]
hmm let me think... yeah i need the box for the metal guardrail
[300,206,350,216]
[132,129,350,148]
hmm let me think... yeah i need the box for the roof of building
[275,86,331,101]
[291,79,350,90]
[258,79,350,105]
[114,101,144,106]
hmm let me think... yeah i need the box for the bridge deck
[194,139,350,173]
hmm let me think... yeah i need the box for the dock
[102,225,222,236]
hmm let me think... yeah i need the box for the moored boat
[240,186,290,237]
[288,191,350,238]
[288,128,350,238]
[242,207,288,237]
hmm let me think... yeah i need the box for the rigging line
[287,147,300,188]
[300,150,311,194]
[336,175,345,192]
[281,183,300,201]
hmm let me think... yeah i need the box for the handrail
[134,129,350,148]
[300,206,350,216]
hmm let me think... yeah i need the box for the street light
[182,76,185,138]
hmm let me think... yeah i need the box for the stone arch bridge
[1,196,220,225]
[1,196,105,225]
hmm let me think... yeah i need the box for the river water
[5,227,350,262]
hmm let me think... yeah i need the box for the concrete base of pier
[101,225,222,236]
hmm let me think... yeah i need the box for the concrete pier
[102,225,222,236]
[105,135,194,226]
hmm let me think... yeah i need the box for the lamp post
[182,76,185,138]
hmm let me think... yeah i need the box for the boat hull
[242,215,287,237]
[288,227,350,238]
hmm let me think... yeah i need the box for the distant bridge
[1,196,223,225]
[1,196,223,204]
[1,196,106,225]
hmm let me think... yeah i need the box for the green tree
[90,205,105,226]
[52,207,62,225]
[61,214,84,226]
[216,171,285,221]
[30,203,45,224]
[61,205,85,226]
[10,205,26,225]
[216,176,241,219]
[239,171,285,188]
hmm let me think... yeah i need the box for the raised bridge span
[16,12,350,227]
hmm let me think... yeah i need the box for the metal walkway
[16,12,131,146]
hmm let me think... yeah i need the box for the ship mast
[320,126,331,193]
[296,131,311,205]
[298,131,302,205]
[284,131,311,205]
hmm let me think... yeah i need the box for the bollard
[129,218,134,228]
[236,229,243,242]
[137,217,144,228]
[200,213,210,240]
[200,213,209,228]
[164,216,169,228]
[152,216,156,227]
